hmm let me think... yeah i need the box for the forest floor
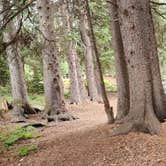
[1,93,166,166]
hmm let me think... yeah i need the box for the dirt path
[1,94,166,166]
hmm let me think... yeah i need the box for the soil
[0,93,166,166]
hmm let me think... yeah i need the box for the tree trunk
[108,0,130,120]
[146,5,166,121]
[113,0,161,135]
[75,50,88,102]
[62,2,88,104]
[67,42,87,104]
[2,1,34,122]
[78,4,100,102]
[37,0,75,121]
[85,0,114,123]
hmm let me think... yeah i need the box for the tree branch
[151,1,166,6]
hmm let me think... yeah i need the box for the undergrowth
[18,145,38,156]
[0,126,39,147]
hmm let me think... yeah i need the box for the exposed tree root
[22,123,46,129]
[11,114,26,123]
[42,113,79,122]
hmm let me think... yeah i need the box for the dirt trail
[1,94,166,166]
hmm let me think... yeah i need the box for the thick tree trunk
[108,0,130,120]
[78,7,100,102]
[113,0,161,135]
[85,0,114,123]
[2,6,34,121]
[37,0,75,121]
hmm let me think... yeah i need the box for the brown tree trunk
[147,5,166,121]
[85,0,114,123]
[78,2,100,102]
[108,0,130,120]
[113,0,161,135]
[37,0,75,121]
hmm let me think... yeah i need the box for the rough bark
[2,1,34,122]
[37,0,75,121]
[78,2,100,102]
[62,3,88,104]
[147,5,166,121]
[108,0,130,120]
[85,0,114,123]
[67,42,87,104]
[113,0,161,135]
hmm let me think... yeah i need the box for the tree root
[11,114,26,123]
[42,113,79,122]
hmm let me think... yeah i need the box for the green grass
[18,145,38,156]
[0,85,44,106]
[28,94,44,106]
[0,79,117,106]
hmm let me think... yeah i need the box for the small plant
[3,127,36,147]
[18,145,38,156]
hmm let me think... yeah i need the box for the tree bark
[78,2,100,102]
[108,0,130,120]
[2,1,34,122]
[146,5,166,121]
[37,0,75,121]
[85,0,114,123]
[62,2,88,104]
[67,42,87,104]
[113,0,161,135]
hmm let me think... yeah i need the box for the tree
[108,0,129,120]
[67,42,88,104]
[2,0,35,122]
[77,0,100,102]
[62,2,88,104]
[147,2,166,121]
[112,0,164,135]
[37,0,75,121]
[85,0,114,123]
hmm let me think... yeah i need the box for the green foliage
[89,0,115,75]
[28,95,44,106]
[25,63,44,94]
[2,127,36,147]
[0,56,10,86]
[60,60,69,78]
[104,79,117,92]
[18,145,38,156]
[64,89,70,99]
[0,85,11,96]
